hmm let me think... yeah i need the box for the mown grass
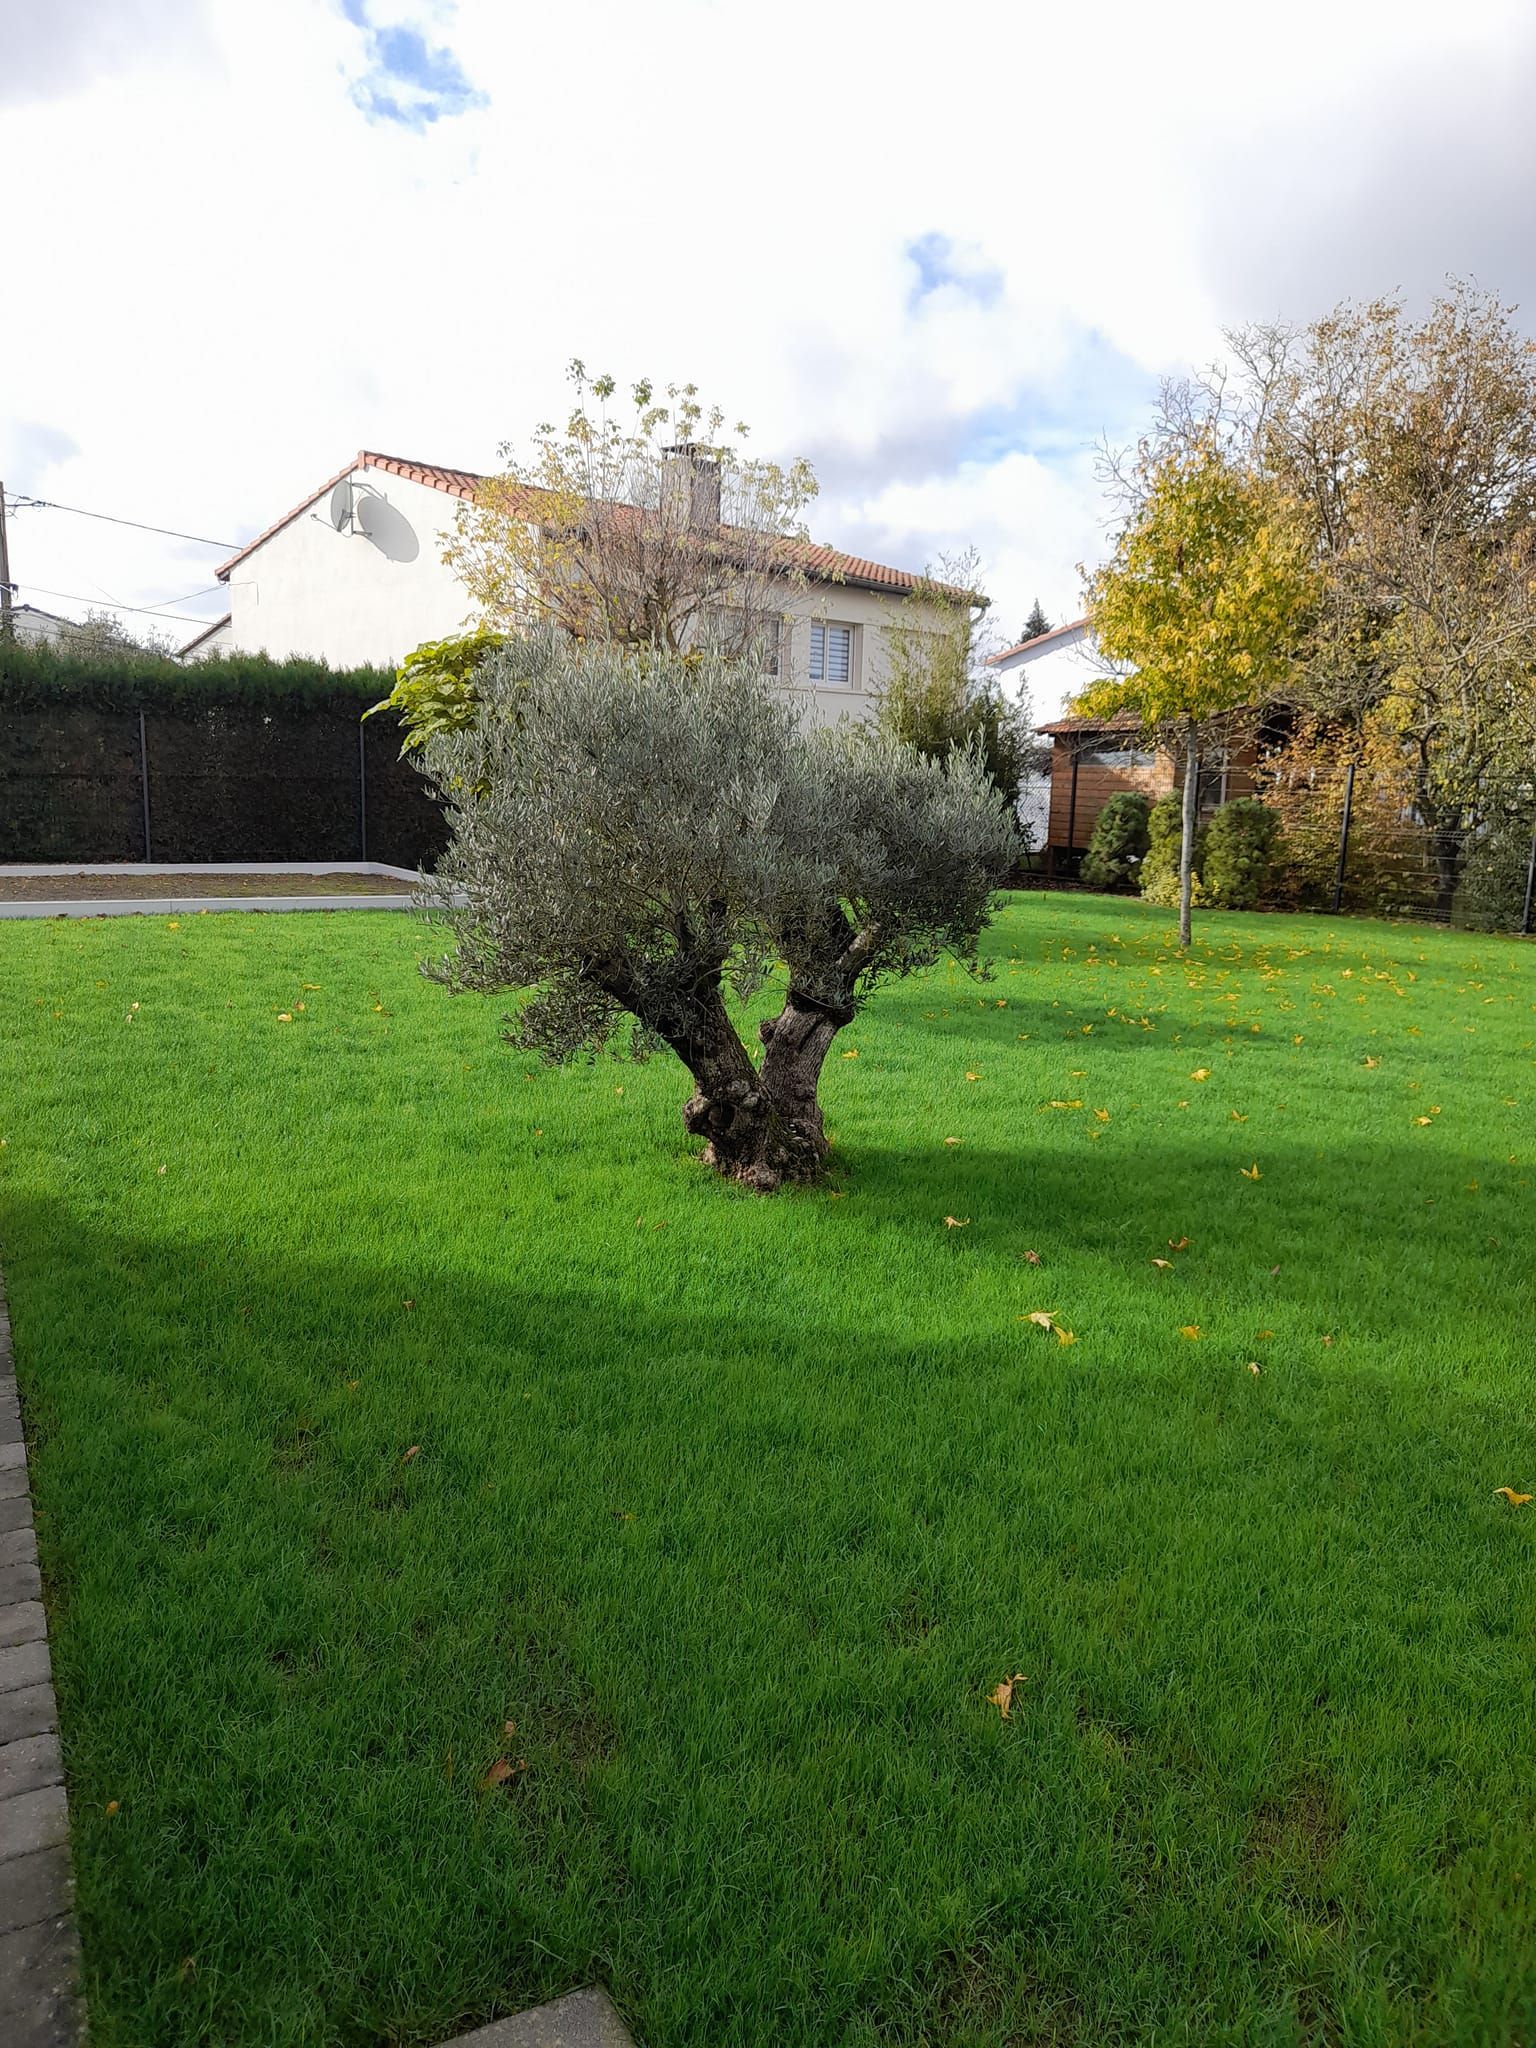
[1,895,1533,2047]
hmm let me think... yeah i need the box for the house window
[809,622,853,686]
[1082,745,1154,769]
[705,606,781,676]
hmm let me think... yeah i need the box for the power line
[13,581,230,625]
[4,493,239,552]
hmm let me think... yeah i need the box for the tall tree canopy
[421,632,1018,1190]
[1021,598,1052,643]
[1222,283,1536,907]
[1080,428,1317,943]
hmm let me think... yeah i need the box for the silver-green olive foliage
[420,631,1019,1189]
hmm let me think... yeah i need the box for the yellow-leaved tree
[1081,429,1317,945]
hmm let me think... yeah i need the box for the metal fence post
[357,721,369,862]
[1521,825,1536,937]
[1331,761,1357,914]
[137,709,152,862]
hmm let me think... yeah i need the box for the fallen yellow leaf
[965,1071,980,1082]
[1247,1362,1262,1375]
[1168,1236,1191,1251]
[1240,1163,1261,1180]
[841,1048,860,1059]
[988,1673,1027,1720]
[1229,1110,1248,1123]
[1190,1068,1211,1081]
[401,1444,421,1464]
[943,1215,971,1229]
[1494,1487,1533,1506]
[1179,1325,1202,1340]
[1022,1310,1056,1330]
[1093,1108,1110,1123]
[276,1012,293,1024]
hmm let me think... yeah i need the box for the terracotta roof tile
[1035,709,1147,735]
[216,450,972,601]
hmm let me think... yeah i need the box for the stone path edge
[0,1258,85,2045]
[0,896,422,919]
[439,1985,636,2047]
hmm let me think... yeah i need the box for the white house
[5,603,93,648]
[985,615,1108,727]
[190,448,970,727]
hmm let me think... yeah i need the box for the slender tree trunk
[1179,716,1199,949]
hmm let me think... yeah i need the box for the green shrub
[1138,792,1205,907]
[0,634,389,712]
[1081,791,1151,888]
[1202,797,1282,909]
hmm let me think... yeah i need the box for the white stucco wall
[221,463,475,669]
[179,616,233,662]
[992,621,1123,726]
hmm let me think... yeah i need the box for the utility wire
[4,493,239,552]
[14,581,230,625]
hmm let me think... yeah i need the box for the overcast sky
[4,0,1536,670]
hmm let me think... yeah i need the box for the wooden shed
[1037,710,1263,874]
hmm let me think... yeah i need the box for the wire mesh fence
[1013,756,1536,935]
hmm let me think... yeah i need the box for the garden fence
[1,644,448,868]
[1020,761,1536,936]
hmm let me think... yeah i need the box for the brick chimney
[661,443,722,530]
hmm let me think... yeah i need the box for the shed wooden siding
[1046,737,1260,849]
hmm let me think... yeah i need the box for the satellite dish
[328,480,354,532]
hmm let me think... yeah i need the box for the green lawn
[2,896,1533,2047]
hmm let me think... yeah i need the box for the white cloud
[5,0,1535,650]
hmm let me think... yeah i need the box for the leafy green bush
[1138,792,1204,908]
[1081,791,1151,888]
[1202,797,1282,910]
[365,626,507,754]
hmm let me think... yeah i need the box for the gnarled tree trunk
[679,990,849,1192]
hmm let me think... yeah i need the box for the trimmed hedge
[0,641,448,867]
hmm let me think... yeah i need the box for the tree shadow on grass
[4,1143,1534,2048]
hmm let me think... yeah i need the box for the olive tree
[420,632,1018,1190]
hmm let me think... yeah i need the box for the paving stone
[0,1602,47,1648]
[441,1987,636,2048]
[0,1685,56,1747]
[0,1785,69,1860]
[0,1270,82,2045]
[0,1494,35,1533]
[0,1639,51,1694]
[0,1988,82,2047]
[0,1912,79,2014]
[0,1526,39,1569]
[0,1561,43,1605]
[0,1845,74,1933]
[0,1735,63,1802]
